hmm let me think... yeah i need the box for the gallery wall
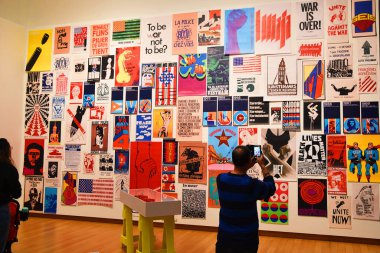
[1,0,379,240]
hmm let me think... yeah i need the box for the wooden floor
[10,217,380,253]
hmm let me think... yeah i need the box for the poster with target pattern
[261,181,289,224]
[25,94,50,137]
[298,178,327,217]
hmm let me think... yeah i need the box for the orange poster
[172,12,198,54]
[153,109,173,138]
[54,26,71,54]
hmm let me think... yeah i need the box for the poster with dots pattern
[261,181,289,224]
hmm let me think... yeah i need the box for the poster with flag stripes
[78,178,114,207]
[112,19,141,45]
[155,62,177,106]
[231,55,261,75]
[358,65,377,93]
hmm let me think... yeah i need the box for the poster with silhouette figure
[358,65,377,94]
[224,8,254,54]
[352,183,379,220]
[172,12,198,54]
[90,23,110,55]
[153,109,173,138]
[346,135,380,183]
[23,139,44,176]
[208,126,238,170]
[361,101,379,134]
[327,135,347,168]
[207,46,229,96]
[101,55,115,80]
[24,176,44,212]
[351,0,377,37]
[177,97,203,141]
[327,167,347,195]
[69,82,83,104]
[297,134,327,177]
[303,60,325,100]
[61,171,78,206]
[326,44,353,78]
[115,47,140,86]
[178,54,206,96]
[179,142,207,185]
[115,174,129,201]
[298,178,327,217]
[115,150,129,174]
[328,195,351,228]
[91,121,108,154]
[326,79,358,100]
[129,142,162,190]
[260,128,297,181]
[303,101,322,131]
[25,94,49,137]
[112,19,140,46]
[26,29,53,72]
[295,0,324,39]
[261,181,289,225]
[326,0,349,43]
[323,102,341,134]
[198,9,221,46]
[255,3,292,54]
[72,26,88,54]
[357,37,378,65]
[208,169,226,208]
[65,105,88,144]
[54,26,70,54]
[267,55,300,101]
[343,101,361,134]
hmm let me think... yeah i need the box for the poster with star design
[208,126,238,170]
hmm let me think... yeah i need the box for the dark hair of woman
[0,138,13,165]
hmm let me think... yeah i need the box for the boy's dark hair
[232,146,251,168]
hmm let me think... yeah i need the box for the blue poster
[136,115,152,141]
[208,126,238,170]
[44,187,57,214]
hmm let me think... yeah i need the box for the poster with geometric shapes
[198,9,221,46]
[72,26,88,54]
[124,87,138,114]
[261,128,297,181]
[267,56,299,101]
[65,105,88,144]
[141,16,172,62]
[25,29,53,72]
[224,8,254,55]
[327,167,347,195]
[25,94,49,137]
[217,96,232,126]
[89,105,108,121]
[326,79,358,101]
[208,169,226,208]
[282,101,301,131]
[112,19,140,46]
[346,135,380,183]
[343,101,361,134]
[23,138,44,176]
[155,62,177,106]
[326,44,353,78]
[24,176,44,212]
[153,109,173,138]
[327,135,347,168]
[61,171,78,206]
[203,97,217,127]
[303,60,325,100]
[351,0,377,37]
[111,87,123,114]
[172,12,198,54]
[178,54,207,96]
[177,97,203,141]
[139,88,153,114]
[295,0,324,39]
[326,0,349,44]
[303,101,322,131]
[358,65,377,93]
[361,101,379,134]
[352,183,379,220]
[233,96,248,126]
[136,115,152,141]
[115,47,140,86]
[54,26,70,54]
[297,134,327,177]
[255,3,292,54]
[208,126,238,170]
[129,142,162,190]
[261,181,289,225]
[328,195,351,229]
[323,102,341,134]
[90,23,110,55]
[182,188,206,219]
[179,142,207,185]
[207,46,229,96]
[357,37,378,65]
[298,178,327,217]
[78,178,114,208]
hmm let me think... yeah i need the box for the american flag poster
[78,178,114,207]
[231,55,261,75]
[155,62,177,106]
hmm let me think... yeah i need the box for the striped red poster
[232,55,261,74]
[155,62,177,106]
[78,178,114,207]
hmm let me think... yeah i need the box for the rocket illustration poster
[172,12,198,54]
[129,142,162,190]
[25,94,49,137]
[208,126,238,170]
[26,29,53,72]
[115,47,140,86]
[178,54,207,96]
[224,8,254,55]
[178,142,207,185]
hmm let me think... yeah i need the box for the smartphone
[247,145,262,157]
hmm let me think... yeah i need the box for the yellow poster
[346,135,380,183]
[26,29,53,72]
[153,109,173,138]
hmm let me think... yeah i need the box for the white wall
[1,0,379,240]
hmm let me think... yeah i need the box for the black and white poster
[297,134,327,176]
[328,195,352,229]
[296,0,324,39]
[249,97,269,125]
[303,101,322,131]
[327,44,353,78]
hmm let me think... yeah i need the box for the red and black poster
[298,178,327,217]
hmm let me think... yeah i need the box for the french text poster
[298,178,327,217]
[155,62,177,106]
[177,97,203,141]
[297,134,327,176]
[343,101,361,134]
[323,102,341,134]
[328,195,351,228]
[26,29,53,72]
[352,183,379,220]
[172,12,198,54]
[179,142,207,184]
[295,0,324,39]
[326,0,349,43]
[115,47,140,86]
[90,23,110,55]
[249,97,269,125]
[208,126,238,170]
[303,101,322,131]
[203,97,217,127]
[351,0,377,37]
[54,26,70,54]
[327,135,347,168]
[361,101,379,134]
[178,54,207,96]
[198,10,221,46]
[207,46,229,96]
[136,115,152,141]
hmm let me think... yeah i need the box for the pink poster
[54,26,70,54]
[178,54,206,96]
[172,12,198,54]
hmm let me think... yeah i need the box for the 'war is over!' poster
[295,0,324,39]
